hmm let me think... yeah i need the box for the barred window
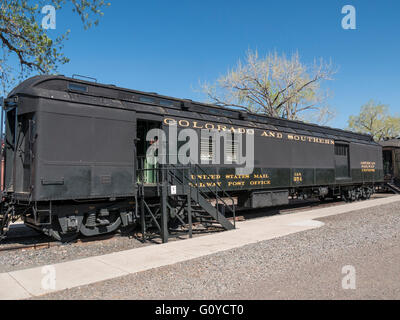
[335,144,348,156]
[200,136,214,161]
[225,133,239,163]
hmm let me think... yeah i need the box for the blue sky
[44,0,400,129]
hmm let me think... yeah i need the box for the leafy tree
[347,100,400,141]
[0,0,109,93]
[201,50,336,124]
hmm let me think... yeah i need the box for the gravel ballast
[0,233,149,273]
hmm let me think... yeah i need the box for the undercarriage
[0,195,138,242]
[0,183,377,243]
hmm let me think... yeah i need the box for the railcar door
[334,143,350,179]
[2,103,35,197]
[383,149,394,179]
[394,149,400,181]
[3,107,16,193]
[136,119,162,185]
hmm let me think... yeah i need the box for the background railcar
[380,138,400,193]
[0,75,384,241]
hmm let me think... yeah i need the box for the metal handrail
[190,164,236,216]
[135,156,236,227]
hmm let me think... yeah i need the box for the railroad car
[0,75,384,242]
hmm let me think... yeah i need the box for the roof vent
[239,111,247,120]
[72,74,97,83]
[182,101,191,111]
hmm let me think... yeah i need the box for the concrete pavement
[1,195,399,300]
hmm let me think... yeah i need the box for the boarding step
[172,194,234,231]
[190,189,235,231]
[386,182,400,194]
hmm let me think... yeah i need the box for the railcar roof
[380,138,400,148]
[8,75,376,144]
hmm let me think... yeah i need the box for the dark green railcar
[0,75,384,241]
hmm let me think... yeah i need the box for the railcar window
[225,133,239,163]
[200,136,215,161]
[247,114,260,122]
[139,96,156,104]
[220,109,238,118]
[335,144,348,156]
[68,83,88,92]
[206,108,220,115]
[159,99,175,107]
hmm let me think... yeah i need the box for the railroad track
[0,241,61,252]
[0,232,123,253]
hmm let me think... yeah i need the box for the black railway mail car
[0,75,384,241]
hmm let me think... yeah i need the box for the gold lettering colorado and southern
[163,118,335,145]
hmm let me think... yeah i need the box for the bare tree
[347,100,400,141]
[201,50,336,124]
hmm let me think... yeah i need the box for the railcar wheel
[355,190,361,201]
[80,210,122,237]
